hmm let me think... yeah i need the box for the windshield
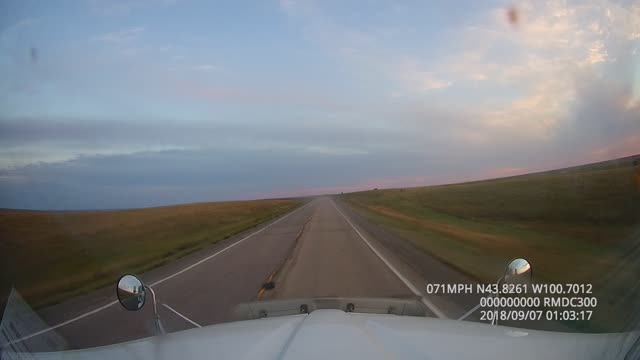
[1,0,639,356]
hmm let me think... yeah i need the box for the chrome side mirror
[458,258,534,323]
[490,258,533,326]
[503,258,532,285]
[116,274,165,334]
[117,274,146,311]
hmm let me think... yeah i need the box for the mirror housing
[117,274,146,311]
[503,257,532,285]
[115,274,165,334]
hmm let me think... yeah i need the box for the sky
[0,0,639,209]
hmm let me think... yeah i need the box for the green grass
[339,155,640,332]
[0,198,303,308]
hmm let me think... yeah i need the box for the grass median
[0,198,303,308]
[339,155,640,332]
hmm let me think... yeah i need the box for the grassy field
[0,198,303,308]
[339,155,640,332]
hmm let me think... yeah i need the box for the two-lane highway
[13,196,479,351]
[271,198,413,299]
[20,200,316,350]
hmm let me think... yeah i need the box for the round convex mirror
[117,274,146,311]
[503,258,532,284]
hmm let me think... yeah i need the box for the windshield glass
[1,0,639,356]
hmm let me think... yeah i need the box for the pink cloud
[481,166,530,179]
[254,176,434,198]
[587,134,640,163]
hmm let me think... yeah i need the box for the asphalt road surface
[270,199,413,299]
[8,197,486,351]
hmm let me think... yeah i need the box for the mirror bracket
[144,285,165,335]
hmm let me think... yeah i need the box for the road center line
[162,304,202,328]
[331,200,448,319]
[4,202,311,345]
[150,202,310,288]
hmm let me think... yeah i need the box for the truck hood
[17,310,639,360]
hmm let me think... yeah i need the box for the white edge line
[150,201,309,287]
[3,202,311,346]
[457,303,481,321]
[331,200,448,319]
[1,300,118,346]
[161,304,201,328]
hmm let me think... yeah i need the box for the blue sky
[1,0,639,209]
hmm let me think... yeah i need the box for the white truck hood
[15,310,639,360]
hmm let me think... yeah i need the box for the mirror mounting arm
[144,285,165,335]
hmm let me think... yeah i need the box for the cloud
[394,61,452,91]
[0,148,442,209]
[164,77,351,111]
[0,116,409,158]
[191,64,222,72]
[260,175,434,199]
[8,132,572,209]
[483,166,530,179]
[278,0,308,15]
[414,75,451,91]
[11,17,37,29]
[425,0,639,138]
[2,70,637,209]
[91,27,145,43]
[552,70,640,161]
[278,0,637,110]
[88,0,175,15]
[1,0,638,209]
[279,0,296,11]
